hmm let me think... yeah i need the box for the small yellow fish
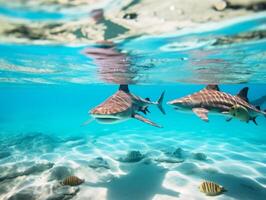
[229,105,250,122]
[61,176,84,186]
[199,181,225,196]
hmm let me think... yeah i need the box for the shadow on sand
[89,162,180,200]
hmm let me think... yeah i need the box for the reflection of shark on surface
[87,85,165,128]
[168,85,266,124]
[83,43,136,85]
[86,162,179,200]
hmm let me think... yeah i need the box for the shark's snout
[167,97,195,111]
[167,99,183,105]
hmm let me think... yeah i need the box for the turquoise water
[0,84,266,200]
[1,3,266,200]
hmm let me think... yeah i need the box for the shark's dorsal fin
[256,105,261,110]
[119,84,129,93]
[205,84,220,91]
[237,87,249,102]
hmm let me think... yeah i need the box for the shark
[167,85,266,124]
[89,85,165,128]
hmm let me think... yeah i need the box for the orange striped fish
[61,176,84,186]
[88,85,165,128]
[199,181,225,196]
[168,85,266,124]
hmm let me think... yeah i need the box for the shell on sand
[61,176,84,186]
[213,0,227,11]
[199,181,225,196]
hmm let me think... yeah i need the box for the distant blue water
[0,83,265,137]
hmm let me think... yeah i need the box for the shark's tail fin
[264,109,266,118]
[156,91,165,115]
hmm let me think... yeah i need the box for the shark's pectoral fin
[133,113,162,128]
[226,117,233,122]
[192,108,209,122]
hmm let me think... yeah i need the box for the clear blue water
[0,84,265,199]
[0,2,266,200]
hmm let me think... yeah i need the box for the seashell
[213,0,227,11]
[199,181,225,196]
[61,176,84,186]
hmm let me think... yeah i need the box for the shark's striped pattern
[90,90,133,115]
[168,85,266,123]
[89,85,164,128]
[173,88,260,113]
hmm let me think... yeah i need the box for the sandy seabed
[0,129,265,200]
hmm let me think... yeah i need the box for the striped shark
[167,85,266,124]
[89,85,165,128]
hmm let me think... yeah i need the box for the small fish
[61,176,84,186]
[228,105,250,122]
[199,181,225,196]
